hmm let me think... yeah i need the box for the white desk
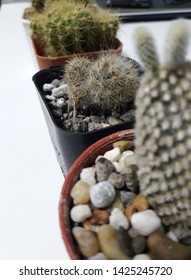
[0,2,191,260]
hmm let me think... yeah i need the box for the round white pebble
[90,181,116,208]
[109,208,129,230]
[104,147,121,162]
[133,254,151,260]
[130,209,161,236]
[70,204,92,223]
[80,167,96,186]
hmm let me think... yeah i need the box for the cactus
[32,0,46,11]
[64,53,142,114]
[134,20,191,241]
[30,0,119,57]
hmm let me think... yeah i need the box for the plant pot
[59,129,134,259]
[32,38,123,70]
[32,65,138,175]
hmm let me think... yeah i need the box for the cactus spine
[134,20,191,241]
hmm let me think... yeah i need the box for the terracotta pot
[59,129,134,259]
[31,38,123,70]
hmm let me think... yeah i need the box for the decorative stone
[108,172,124,189]
[112,161,124,173]
[119,150,135,168]
[109,208,129,230]
[166,231,178,242]
[51,78,61,87]
[85,209,110,225]
[88,253,108,260]
[147,233,191,260]
[95,157,116,182]
[97,225,130,259]
[133,195,149,211]
[124,154,137,167]
[120,191,136,207]
[113,140,133,152]
[107,116,122,125]
[43,83,55,91]
[132,235,147,254]
[80,167,96,186]
[110,196,124,211]
[70,204,92,223]
[117,227,134,257]
[72,227,100,258]
[103,147,121,162]
[90,181,116,208]
[130,210,161,236]
[125,204,137,221]
[70,180,90,204]
[121,166,139,193]
[133,254,151,260]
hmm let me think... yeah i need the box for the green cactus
[64,53,142,114]
[30,0,119,57]
[134,20,191,241]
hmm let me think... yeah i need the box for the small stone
[166,231,178,242]
[124,154,137,167]
[147,233,191,260]
[95,157,116,182]
[88,253,108,260]
[109,208,129,230]
[107,116,122,125]
[56,98,66,108]
[121,166,139,193]
[51,78,61,87]
[117,227,134,257]
[112,161,124,173]
[104,147,121,162]
[72,227,100,258]
[70,204,92,223]
[108,172,124,189]
[45,95,56,101]
[133,195,149,212]
[90,181,116,208]
[119,150,134,168]
[71,180,90,204]
[43,83,55,91]
[120,110,135,122]
[80,167,96,186]
[130,210,161,236]
[110,196,124,211]
[125,204,137,221]
[120,191,136,207]
[113,140,133,152]
[97,225,130,259]
[88,122,102,131]
[85,209,110,225]
[133,254,151,260]
[132,235,147,254]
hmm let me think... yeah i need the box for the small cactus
[134,20,191,241]
[30,0,119,57]
[64,53,142,114]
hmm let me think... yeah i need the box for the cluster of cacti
[29,0,119,57]
[134,20,191,241]
[64,53,142,114]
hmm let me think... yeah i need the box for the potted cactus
[32,53,143,175]
[28,0,122,69]
[58,20,191,260]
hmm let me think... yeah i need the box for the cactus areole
[134,20,191,242]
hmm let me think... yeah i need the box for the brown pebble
[72,227,100,258]
[133,195,149,212]
[71,180,90,204]
[125,204,137,221]
[113,140,133,152]
[147,232,191,260]
[84,209,110,226]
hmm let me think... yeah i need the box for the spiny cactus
[134,20,191,241]
[64,53,142,114]
[30,0,119,57]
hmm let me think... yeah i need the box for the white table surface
[0,2,191,260]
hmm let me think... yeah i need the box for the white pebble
[103,147,121,162]
[43,83,54,91]
[109,208,129,230]
[70,204,92,223]
[133,254,151,260]
[119,150,135,168]
[88,253,108,260]
[90,181,116,208]
[80,167,96,186]
[112,161,124,173]
[166,231,178,242]
[130,210,161,236]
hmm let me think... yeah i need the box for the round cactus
[134,20,191,241]
[64,53,142,113]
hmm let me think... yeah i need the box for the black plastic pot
[32,65,140,175]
